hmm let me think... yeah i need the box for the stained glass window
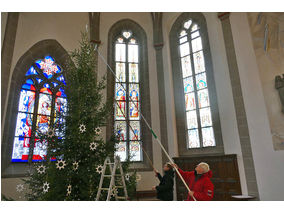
[11,56,66,162]
[114,31,142,162]
[178,20,216,148]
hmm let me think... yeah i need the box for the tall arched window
[170,13,224,156]
[178,20,215,148]
[11,56,66,162]
[114,31,142,162]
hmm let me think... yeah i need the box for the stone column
[89,12,100,78]
[1,12,19,125]
[151,12,169,164]
[218,12,259,199]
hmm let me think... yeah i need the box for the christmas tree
[24,33,137,201]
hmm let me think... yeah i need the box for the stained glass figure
[115,121,127,141]
[186,110,198,129]
[129,102,139,120]
[196,72,207,90]
[116,63,126,82]
[181,56,192,78]
[115,83,126,101]
[202,127,215,147]
[178,21,215,149]
[129,121,140,140]
[115,142,127,162]
[188,129,200,148]
[115,101,126,120]
[185,92,196,111]
[38,94,52,116]
[36,56,61,79]
[129,84,139,101]
[115,43,126,62]
[198,89,210,108]
[129,63,139,82]
[193,51,205,74]
[114,31,142,161]
[183,77,194,93]
[11,137,30,162]
[15,112,33,137]
[18,90,35,113]
[192,37,203,52]
[128,45,138,63]
[129,141,141,161]
[200,107,212,127]
[12,55,66,163]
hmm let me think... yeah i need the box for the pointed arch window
[178,20,215,148]
[11,56,67,162]
[113,31,142,162]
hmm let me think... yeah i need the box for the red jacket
[178,168,214,201]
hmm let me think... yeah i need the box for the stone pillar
[89,12,100,78]
[151,12,169,164]
[218,12,259,199]
[1,12,19,125]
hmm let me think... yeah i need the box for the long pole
[94,44,196,201]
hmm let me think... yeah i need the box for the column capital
[218,12,231,21]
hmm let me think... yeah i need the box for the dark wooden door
[173,154,242,201]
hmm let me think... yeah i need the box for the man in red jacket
[172,162,214,201]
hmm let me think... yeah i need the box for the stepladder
[96,156,128,201]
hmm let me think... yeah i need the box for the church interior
[1,12,284,201]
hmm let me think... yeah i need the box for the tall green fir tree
[24,33,137,201]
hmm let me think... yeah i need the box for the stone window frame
[169,13,224,156]
[106,19,153,171]
[1,39,72,178]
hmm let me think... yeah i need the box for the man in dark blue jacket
[152,163,174,201]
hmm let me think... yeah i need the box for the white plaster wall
[99,12,162,191]
[162,12,248,195]
[230,12,284,200]
[1,12,8,47]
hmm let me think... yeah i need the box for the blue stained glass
[52,82,59,87]
[196,72,207,90]
[36,78,42,84]
[18,90,35,113]
[36,56,61,79]
[15,112,33,137]
[11,137,30,162]
[40,84,52,94]
[25,66,38,76]
[56,75,66,85]
[129,84,139,101]
[183,77,194,93]
[56,87,66,97]
[22,79,35,91]
[32,138,47,162]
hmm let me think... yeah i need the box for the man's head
[195,162,210,174]
[163,162,173,172]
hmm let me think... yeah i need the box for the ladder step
[116,196,126,199]
[100,188,110,191]
[103,174,122,177]
[115,186,124,188]
[106,163,114,165]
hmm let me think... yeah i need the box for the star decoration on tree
[16,184,24,192]
[66,184,72,196]
[47,128,55,138]
[110,186,118,197]
[79,124,86,133]
[43,182,50,193]
[72,161,79,171]
[96,165,103,174]
[94,127,102,135]
[56,159,67,170]
[37,164,46,174]
[89,142,98,151]
[125,173,130,181]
